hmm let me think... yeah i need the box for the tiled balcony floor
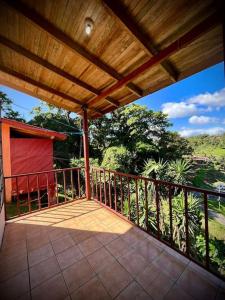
[0,200,224,300]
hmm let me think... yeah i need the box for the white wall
[0,204,5,247]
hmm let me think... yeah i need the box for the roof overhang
[0,0,223,119]
[1,118,67,141]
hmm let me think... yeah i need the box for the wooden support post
[82,106,91,200]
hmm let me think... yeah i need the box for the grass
[208,218,225,241]
[193,145,225,158]
[208,199,225,217]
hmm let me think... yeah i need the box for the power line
[3,100,82,132]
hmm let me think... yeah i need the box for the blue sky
[1,62,225,137]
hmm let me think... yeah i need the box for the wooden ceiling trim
[0,78,78,113]
[103,0,178,83]
[0,65,103,116]
[0,35,119,108]
[87,13,221,106]
[3,0,143,98]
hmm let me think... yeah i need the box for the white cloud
[162,102,197,118]
[188,115,218,125]
[179,127,225,138]
[188,88,225,108]
[161,88,225,119]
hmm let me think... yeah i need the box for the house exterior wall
[2,123,12,202]
[10,138,54,195]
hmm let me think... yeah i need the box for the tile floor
[0,200,224,300]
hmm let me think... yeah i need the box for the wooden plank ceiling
[0,0,223,118]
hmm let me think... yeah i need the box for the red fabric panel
[10,138,54,194]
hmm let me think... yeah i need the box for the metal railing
[4,167,85,219]
[91,166,225,280]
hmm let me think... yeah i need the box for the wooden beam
[103,0,178,82]
[0,35,119,108]
[0,65,103,116]
[88,13,220,106]
[3,0,143,98]
[0,78,79,113]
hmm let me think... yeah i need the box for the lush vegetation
[188,134,225,158]
[1,90,225,277]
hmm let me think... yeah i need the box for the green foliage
[90,104,192,173]
[101,146,131,173]
[168,159,192,185]
[172,192,202,251]
[30,103,82,168]
[70,157,99,168]
[0,91,25,122]
[188,134,225,158]
[196,234,225,275]
[142,158,169,180]
[143,158,193,184]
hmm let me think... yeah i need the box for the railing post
[82,106,91,200]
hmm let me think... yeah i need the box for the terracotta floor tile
[152,251,187,280]
[31,273,69,300]
[177,268,218,300]
[147,272,174,300]
[0,270,29,300]
[0,254,28,282]
[116,281,151,300]
[78,236,103,256]
[52,234,75,254]
[30,256,60,288]
[28,243,54,267]
[216,288,225,300]
[118,249,148,277]
[48,228,69,242]
[136,264,161,292]
[87,247,116,273]
[134,239,162,264]
[164,284,194,300]
[121,228,144,246]
[70,276,111,300]
[105,237,131,258]
[18,291,31,300]
[56,245,83,270]
[72,230,95,244]
[1,200,223,300]
[98,260,133,298]
[27,232,49,252]
[63,258,95,293]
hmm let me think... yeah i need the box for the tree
[0,91,25,122]
[101,146,132,173]
[90,104,192,173]
[30,103,82,168]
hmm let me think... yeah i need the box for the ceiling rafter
[0,78,79,113]
[103,0,178,83]
[88,13,220,107]
[0,35,119,108]
[0,65,103,116]
[3,0,143,98]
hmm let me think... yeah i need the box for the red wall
[10,138,54,194]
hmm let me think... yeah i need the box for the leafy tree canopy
[0,91,25,122]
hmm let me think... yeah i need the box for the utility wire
[3,100,82,132]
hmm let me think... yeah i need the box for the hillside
[188,134,225,158]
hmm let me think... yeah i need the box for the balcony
[1,199,224,300]
[0,167,225,299]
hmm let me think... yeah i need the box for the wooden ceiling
[0,0,223,119]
